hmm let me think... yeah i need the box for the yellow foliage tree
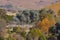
[37,17,56,34]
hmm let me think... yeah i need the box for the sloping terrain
[0,0,59,9]
[47,2,60,14]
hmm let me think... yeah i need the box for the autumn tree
[37,18,51,33]
[37,9,56,34]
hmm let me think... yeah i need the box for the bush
[0,37,4,40]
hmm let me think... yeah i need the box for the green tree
[58,10,60,16]
[56,10,60,22]
[20,31,26,38]
[0,8,13,23]
[0,9,6,18]
[39,9,54,21]
[0,37,4,40]
[3,15,13,23]
[7,35,15,40]
[7,28,15,40]
[13,26,21,33]
[29,28,47,40]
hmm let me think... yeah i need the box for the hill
[0,0,59,10]
[47,2,60,14]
